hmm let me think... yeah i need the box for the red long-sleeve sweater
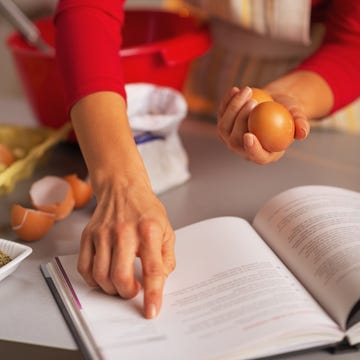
[297,0,360,111]
[55,0,360,113]
[55,0,126,109]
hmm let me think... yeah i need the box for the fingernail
[248,99,257,110]
[245,133,254,147]
[243,86,252,98]
[301,128,307,138]
[146,304,157,319]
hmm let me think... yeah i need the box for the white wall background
[0,0,164,97]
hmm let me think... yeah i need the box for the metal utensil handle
[0,0,52,52]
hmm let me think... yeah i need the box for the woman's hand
[217,86,310,165]
[217,70,335,164]
[78,174,175,320]
[70,91,175,319]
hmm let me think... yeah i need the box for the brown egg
[0,144,15,168]
[11,204,55,242]
[251,88,273,104]
[63,174,93,208]
[248,101,295,152]
[30,176,75,220]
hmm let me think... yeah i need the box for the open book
[41,185,360,360]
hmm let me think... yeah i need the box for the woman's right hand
[78,172,176,320]
[70,91,176,319]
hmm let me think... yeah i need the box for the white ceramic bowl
[0,238,32,282]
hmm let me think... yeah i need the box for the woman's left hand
[217,86,310,165]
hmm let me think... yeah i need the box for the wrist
[264,70,334,119]
[69,91,153,194]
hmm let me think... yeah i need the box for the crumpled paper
[126,83,191,194]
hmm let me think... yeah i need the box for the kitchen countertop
[1,97,360,359]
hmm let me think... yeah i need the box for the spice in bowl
[0,250,12,267]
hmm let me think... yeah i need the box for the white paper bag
[125,83,191,194]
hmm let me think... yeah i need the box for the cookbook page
[253,185,360,330]
[56,217,342,360]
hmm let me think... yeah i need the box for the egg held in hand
[248,101,295,152]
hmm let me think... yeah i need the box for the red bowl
[7,9,211,129]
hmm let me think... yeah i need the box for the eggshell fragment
[30,176,75,220]
[248,101,295,152]
[63,174,93,208]
[11,204,55,242]
[251,88,273,105]
[0,143,15,167]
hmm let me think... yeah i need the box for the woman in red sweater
[55,0,360,319]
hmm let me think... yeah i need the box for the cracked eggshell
[63,174,93,208]
[30,176,75,220]
[11,204,56,242]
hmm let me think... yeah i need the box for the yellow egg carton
[0,122,72,196]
